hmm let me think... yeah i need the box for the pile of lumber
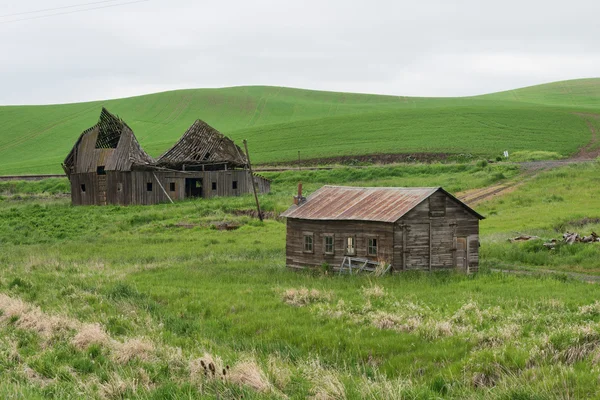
[544,232,599,249]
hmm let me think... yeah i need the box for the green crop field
[0,78,599,175]
[3,162,600,398]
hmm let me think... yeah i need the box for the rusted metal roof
[281,186,484,222]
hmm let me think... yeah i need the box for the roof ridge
[322,185,441,190]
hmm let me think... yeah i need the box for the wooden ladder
[339,257,391,275]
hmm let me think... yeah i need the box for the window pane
[325,236,334,254]
[304,235,313,252]
[368,238,377,255]
[346,237,355,254]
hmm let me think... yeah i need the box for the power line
[0,0,125,18]
[0,0,150,24]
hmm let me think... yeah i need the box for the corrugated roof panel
[280,186,440,223]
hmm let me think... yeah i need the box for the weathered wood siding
[285,219,394,270]
[392,191,480,272]
[71,170,269,206]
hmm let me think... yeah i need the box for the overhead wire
[0,0,125,18]
[0,0,150,24]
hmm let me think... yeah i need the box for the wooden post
[243,140,263,222]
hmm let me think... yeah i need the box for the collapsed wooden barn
[281,185,484,273]
[63,108,270,205]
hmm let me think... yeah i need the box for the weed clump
[282,288,331,307]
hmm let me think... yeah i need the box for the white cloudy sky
[1,0,599,105]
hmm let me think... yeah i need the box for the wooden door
[97,175,107,205]
[405,223,430,270]
[455,237,467,271]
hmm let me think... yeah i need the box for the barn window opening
[232,181,238,190]
[368,238,378,255]
[81,184,86,193]
[212,182,217,191]
[147,182,153,192]
[169,182,176,192]
[324,235,334,254]
[203,152,211,161]
[346,237,356,255]
[117,183,123,192]
[303,234,313,253]
[96,166,106,175]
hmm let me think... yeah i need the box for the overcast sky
[1,0,599,105]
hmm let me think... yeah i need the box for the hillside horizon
[0,78,598,175]
[3,77,599,108]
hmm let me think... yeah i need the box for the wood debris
[509,235,540,243]
[543,232,600,249]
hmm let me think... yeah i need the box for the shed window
[303,234,314,253]
[232,181,238,190]
[147,182,153,192]
[212,182,217,191]
[96,166,106,175]
[80,184,86,193]
[368,238,378,256]
[324,235,334,255]
[346,237,356,255]
[169,182,176,192]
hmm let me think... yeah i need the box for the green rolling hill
[0,79,598,175]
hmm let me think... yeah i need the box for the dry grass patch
[578,301,600,316]
[72,323,110,350]
[268,355,292,390]
[113,338,155,364]
[303,360,346,400]
[370,311,421,333]
[0,294,75,341]
[282,288,331,307]
[99,372,137,399]
[229,360,273,393]
[362,285,385,299]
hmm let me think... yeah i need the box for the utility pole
[243,139,263,222]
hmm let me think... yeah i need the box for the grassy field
[0,78,599,174]
[3,163,600,398]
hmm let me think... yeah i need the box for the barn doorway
[185,178,203,198]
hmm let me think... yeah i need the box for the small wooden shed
[63,108,270,205]
[281,185,485,273]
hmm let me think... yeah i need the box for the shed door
[455,237,467,271]
[406,223,430,270]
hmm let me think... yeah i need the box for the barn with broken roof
[280,185,484,273]
[63,108,270,205]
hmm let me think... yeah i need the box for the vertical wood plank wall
[70,170,270,206]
